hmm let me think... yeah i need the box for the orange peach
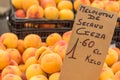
[104,1,120,13]
[15,9,26,18]
[11,0,23,9]
[40,0,56,9]
[1,65,22,78]
[41,53,62,74]
[0,33,18,48]
[105,48,118,67]
[25,57,38,69]
[91,1,105,9]
[57,0,73,10]
[114,70,120,80]
[2,74,22,80]
[49,72,60,80]
[18,64,26,73]
[6,48,22,64]
[99,67,114,80]
[0,42,6,50]
[27,5,44,18]
[111,61,120,74]
[0,50,11,70]
[22,47,37,63]
[59,9,74,20]
[26,64,47,80]
[30,75,48,80]
[22,0,39,11]
[9,59,18,66]
[46,33,62,46]
[23,34,42,48]
[74,0,91,11]
[17,39,25,55]
[62,30,72,43]
[44,7,59,20]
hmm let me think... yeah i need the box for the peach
[62,30,72,43]
[30,75,48,80]
[40,0,56,9]
[27,5,44,18]
[44,7,59,20]
[74,0,91,11]
[22,47,37,63]
[91,1,105,9]
[26,64,47,80]
[112,47,120,60]
[0,33,18,48]
[41,53,62,74]
[15,9,26,18]
[104,1,120,13]
[6,48,22,64]
[114,71,120,80]
[2,74,22,80]
[25,57,38,69]
[23,34,42,49]
[22,0,39,11]
[57,0,73,10]
[41,24,56,28]
[1,65,22,78]
[9,60,18,66]
[99,67,114,80]
[49,72,60,80]
[111,61,120,74]
[59,9,74,20]
[11,0,23,9]
[54,0,61,4]
[46,33,62,46]
[105,48,118,67]
[17,39,25,54]
[0,42,6,50]
[0,50,10,70]
[18,64,26,73]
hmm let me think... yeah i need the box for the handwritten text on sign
[59,5,117,80]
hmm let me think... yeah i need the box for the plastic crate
[116,42,120,49]
[8,6,74,41]
[112,27,120,42]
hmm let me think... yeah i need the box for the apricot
[1,65,22,78]
[62,30,72,43]
[22,47,37,63]
[57,0,73,10]
[30,75,48,80]
[49,72,60,80]
[15,9,26,18]
[9,59,18,66]
[99,67,114,80]
[114,71,120,80]
[105,1,120,13]
[111,61,120,74]
[46,33,62,46]
[22,0,39,11]
[0,50,10,70]
[6,48,22,64]
[59,9,74,20]
[41,53,62,74]
[44,7,59,20]
[24,34,42,48]
[18,64,26,73]
[0,42,6,50]
[11,0,23,9]
[27,5,44,18]
[17,39,25,54]
[91,1,105,9]
[74,0,90,11]
[26,64,47,80]
[105,48,118,67]
[40,0,56,9]
[2,74,22,80]
[0,33,18,48]
[25,57,38,69]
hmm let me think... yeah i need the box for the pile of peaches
[0,31,120,80]
[12,0,74,20]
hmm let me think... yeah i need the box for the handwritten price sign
[59,5,117,80]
